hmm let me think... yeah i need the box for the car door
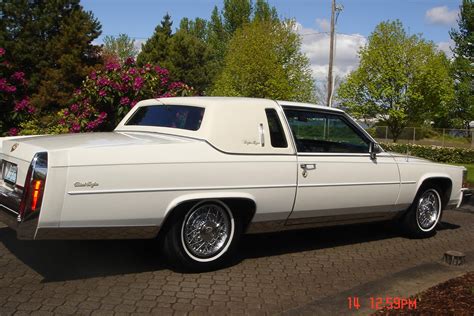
[283,107,401,225]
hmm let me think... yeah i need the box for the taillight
[18,152,47,221]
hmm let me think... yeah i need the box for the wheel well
[419,177,452,209]
[158,198,256,238]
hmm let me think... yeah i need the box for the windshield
[126,105,205,131]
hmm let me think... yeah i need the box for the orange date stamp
[347,296,417,310]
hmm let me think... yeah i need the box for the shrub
[0,48,35,136]
[381,143,474,164]
[60,57,195,132]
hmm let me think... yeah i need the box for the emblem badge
[10,143,19,152]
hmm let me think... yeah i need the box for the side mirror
[369,142,377,160]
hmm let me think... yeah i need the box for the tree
[137,13,173,67]
[0,0,102,112]
[211,20,316,102]
[337,20,455,142]
[222,0,252,34]
[103,33,139,64]
[450,0,474,129]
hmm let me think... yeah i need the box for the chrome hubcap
[416,189,440,230]
[182,203,231,258]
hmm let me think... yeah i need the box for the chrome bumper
[458,188,472,208]
[0,184,37,239]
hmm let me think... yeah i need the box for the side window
[265,109,288,148]
[283,109,369,153]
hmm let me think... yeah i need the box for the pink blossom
[71,123,81,133]
[125,57,135,66]
[14,98,29,112]
[70,103,79,113]
[8,128,19,136]
[97,77,110,86]
[90,71,97,80]
[98,112,107,120]
[154,66,169,76]
[133,77,144,90]
[74,88,82,95]
[63,109,70,116]
[10,72,25,83]
[169,82,184,90]
[130,100,138,108]
[128,68,137,75]
[121,74,130,82]
[160,92,172,98]
[120,97,130,106]
[99,90,107,97]
[0,48,5,57]
[105,61,120,71]
[59,119,66,125]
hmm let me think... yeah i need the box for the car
[0,97,471,271]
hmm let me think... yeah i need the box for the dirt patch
[373,272,474,315]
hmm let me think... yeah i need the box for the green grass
[452,163,474,186]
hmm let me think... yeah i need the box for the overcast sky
[82,0,460,83]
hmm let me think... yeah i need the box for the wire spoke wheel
[181,202,233,261]
[416,189,441,231]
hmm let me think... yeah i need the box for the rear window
[126,105,205,131]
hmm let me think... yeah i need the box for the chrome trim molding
[68,184,297,195]
[35,226,160,240]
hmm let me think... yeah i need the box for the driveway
[1,209,474,315]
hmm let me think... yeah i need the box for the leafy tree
[211,20,316,102]
[137,13,173,67]
[337,20,455,142]
[0,0,102,112]
[222,0,252,34]
[103,33,139,64]
[254,0,279,22]
[450,0,474,129]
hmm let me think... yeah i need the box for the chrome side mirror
[369,142,377,160]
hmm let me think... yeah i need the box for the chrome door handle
[300,164,316,170]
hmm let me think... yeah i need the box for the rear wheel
[163,200,240,271]
[402,186,443,238]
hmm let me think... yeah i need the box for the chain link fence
[366,126,473,148]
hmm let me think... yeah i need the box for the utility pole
[326,0,336,107]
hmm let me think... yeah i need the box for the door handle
[300,164,316,170]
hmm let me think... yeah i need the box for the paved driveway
[1,210,474,315]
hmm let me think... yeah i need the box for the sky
[81,0,461,83]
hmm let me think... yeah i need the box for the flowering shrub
[61,57,195,132]
[0,48,35,136]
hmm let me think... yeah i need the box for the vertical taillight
[18,152,47,221]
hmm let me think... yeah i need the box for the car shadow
[0,218,461,281]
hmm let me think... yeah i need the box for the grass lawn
[452,163,474,186]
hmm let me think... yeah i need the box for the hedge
[380,143,474,164]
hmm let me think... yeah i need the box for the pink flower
[0,48,5,57]
[98,112,107,120]
[121,74,130,82]
[105,61,120,71]
[97,77,110,86]
[71,123,81,133]
[8,128,19,136]
[99,90,107,97]
[70,103,79,113]
[90,71,97,80]
[128,68,137,75]
[14,98,29,112]
[74,88,82,95]
[125,57,135,65]
[130,100,138,108]
[10,72,25,83]
[133,77,144,90]
[63,109,70,116]
[120,97,130,106]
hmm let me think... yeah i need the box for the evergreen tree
[449,0,473,129]
[0,0,102,111]
[137,13,173,67]
[222,0,252,34]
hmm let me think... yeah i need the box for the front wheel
[162,200,240,271]
[402,186,443,238]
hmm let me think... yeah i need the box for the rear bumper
[457,188,472,208]
[0,184,37,239]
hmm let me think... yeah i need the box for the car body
[0,97,470,270]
